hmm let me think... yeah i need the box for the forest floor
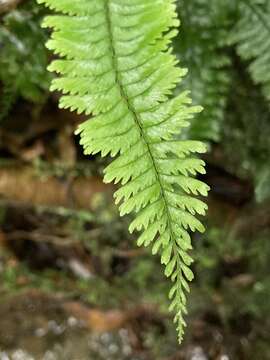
[0,100,269,359]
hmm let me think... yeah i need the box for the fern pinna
[38,0,209,342]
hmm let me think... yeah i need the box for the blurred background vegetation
[0,0,270,359]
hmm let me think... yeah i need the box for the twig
[7,230,78,247]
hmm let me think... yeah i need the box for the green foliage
[230,0,270,102]
[0,2,51,120]
[196,220,270,321]
[174,0,270,143]
[222,68,270,202]
[0,81,16,123]
[38,0,209,342]
[175,0,232,141]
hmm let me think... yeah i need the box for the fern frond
[39,0,209,342]
[230,0,270,101]
[175,0,231,141]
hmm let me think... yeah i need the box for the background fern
[38,0,209,342]
[223,65,270,203]
[230,0,270,103]
[175,0,232,142]
[173,0,270,143]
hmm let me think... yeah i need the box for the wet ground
[0,290,233,360]
[0,292,146,360]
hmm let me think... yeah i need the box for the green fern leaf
[230,0,270,101]
[38,0,209,342]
